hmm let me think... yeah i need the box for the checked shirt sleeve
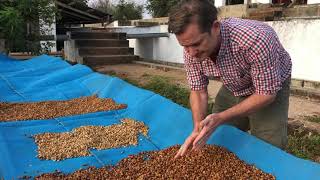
[183,51,209,91]
[246,32,283,95]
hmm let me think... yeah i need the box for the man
[169,0,292,158]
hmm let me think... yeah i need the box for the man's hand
[175,93,276,159]
[175,113,223,158]
[174,89,208,159]
[174,130,199,159]
[192,113,223,150]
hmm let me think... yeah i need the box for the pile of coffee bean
[0,96,126,122]
[35,145,275,179]
[34,118,148,161]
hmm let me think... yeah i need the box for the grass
[123,77,140,87]
[106,71,320,162]
[286,128,320,161]
[128,75,215,113]
[105,70,117,76]
[286,115,320,162]
[304,115,320,123]
[141,76,190,108]
[105,71,191,108]
[105,70,140,87]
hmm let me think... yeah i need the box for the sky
[88,0,151,19]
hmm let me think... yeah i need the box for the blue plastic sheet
[0,54,319,179]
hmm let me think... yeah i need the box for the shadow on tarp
[0,54,319,179]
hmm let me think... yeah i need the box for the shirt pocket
[222,71,252,92]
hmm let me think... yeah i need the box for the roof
[56,0,112,25]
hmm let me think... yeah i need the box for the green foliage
[305,115,320,123]
[286,128,320,161]
[0,0,58,54]
[92,0,143,21]
[90,0,113,13]
[146,0,180,18]
[112,0,143,20]
[142,76,190,108]
[40,41,56,54]
[0,6,25,52]
[105,71,215,113]
[74,0,89,5]
[146,0,216,18]
[123,77,140,87]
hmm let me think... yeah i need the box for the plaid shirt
[184,18,292,96]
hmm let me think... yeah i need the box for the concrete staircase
[64,31,138,66]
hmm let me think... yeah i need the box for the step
[79,47,130,56]
[71,32,127,40]
[75,39,129,47]
[83,55,139,65]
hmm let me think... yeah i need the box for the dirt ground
[95,63,320,131]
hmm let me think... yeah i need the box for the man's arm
[190,89,208,132]
[218,93,275,123]
[192,93,276,149]
[175,88,208,158]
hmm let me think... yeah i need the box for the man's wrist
[214,112,228,125]
[193,124,201,133]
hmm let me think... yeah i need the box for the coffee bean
[33,119,149,161]
[0,96,127,122]
[35,145,275,180]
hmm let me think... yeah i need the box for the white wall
[251,0,272,3]
[152,34,184,63]
[114,19,320,82]
[215,0,272,6]
[215,0,226,7]
[266,19,320,82]
[308,0,320,4]
[115,25,184,64]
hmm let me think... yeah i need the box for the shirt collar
[217,20,228,59]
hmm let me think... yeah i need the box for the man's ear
[211,20,220,35]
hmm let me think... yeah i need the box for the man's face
[176,21,220,61]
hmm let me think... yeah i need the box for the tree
[90,0,113,14]
[146,0,180,18]
[91,0,143,21]
[113,0,143,20]
[0,0,58,54]
[146,0,215,18]
[0,6,25,52]
[74,0,89,5]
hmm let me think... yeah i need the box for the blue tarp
[0,54,319,179]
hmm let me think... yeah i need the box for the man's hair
[168,0,218,35]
